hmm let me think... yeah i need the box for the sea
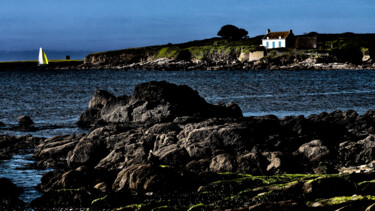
[1,68,375,204]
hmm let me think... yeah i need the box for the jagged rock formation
[77,81,242,128]
[19,81,375,209]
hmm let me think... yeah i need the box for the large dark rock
[338,135,375,166]
[77,108,101,128]
[77,90,128,128]
[209,153,237,172]
[67,137,109,168]
[88,90,115,110]
[34,134,84,168]
[112,164,196,194]
[236,153,268,175]
[78,81,243,128]
[294,139,330,162]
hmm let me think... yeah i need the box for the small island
[1,26,374,71]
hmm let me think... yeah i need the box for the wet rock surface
[0,135,44,160]
[0,178,25,210]
[78,53,375,71]
[79,59,375,71]
[5,81,375,209]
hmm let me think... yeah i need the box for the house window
[266,42,269,47]
[279,41,281,47]
[272,42,275,48]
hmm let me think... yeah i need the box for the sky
[1,0,374,52]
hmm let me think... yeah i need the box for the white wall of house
[262,38,286,49]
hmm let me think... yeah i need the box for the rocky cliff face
[83,46,247,69]
[81,46,375,71]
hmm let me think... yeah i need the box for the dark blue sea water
[1,69,375,137]
[0,151,52,204]
[1,69,375,204]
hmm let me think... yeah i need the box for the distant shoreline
[0,59,373,71]
[0,60,83,71]
[1,32,375,71]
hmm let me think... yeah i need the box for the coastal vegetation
[81,32,375,71]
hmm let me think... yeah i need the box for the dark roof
[263,31,292,40]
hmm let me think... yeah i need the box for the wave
[205,89,375,101]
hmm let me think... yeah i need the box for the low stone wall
[249,51,265,61]
[238,51,265,62]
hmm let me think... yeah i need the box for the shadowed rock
[23,82,375,210]
[18,115,34,126]
[0,178,25,210]
[78,81,243,128]
[1,135,44,160]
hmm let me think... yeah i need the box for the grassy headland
[85,32,375,70]
[1,32,374,70]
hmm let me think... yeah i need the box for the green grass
[91,195,108,205]
[83,32,375,65]
[307,195,375,207]
[187,203,213,211]
[86,36,265,61]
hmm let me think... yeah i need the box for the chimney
[289,29,293,34]
[267,29,271,34]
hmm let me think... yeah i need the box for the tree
[217,25,248,40]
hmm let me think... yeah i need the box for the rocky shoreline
[3,81,375,210]
[2,54,374,72]
[78,57,375,71]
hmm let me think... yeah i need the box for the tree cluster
[217,25,248,40]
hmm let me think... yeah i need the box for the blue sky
[1,0,374,52]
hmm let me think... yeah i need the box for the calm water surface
[1,69,375,137]
[0,151,51,204]
[1,69,375,204]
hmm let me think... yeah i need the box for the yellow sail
[38,47,48,65]
[42,50,48,64]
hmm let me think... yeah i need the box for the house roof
[263,31,292,40]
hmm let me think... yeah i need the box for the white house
[262,29,294,49]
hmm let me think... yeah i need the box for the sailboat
[38,47,48,65]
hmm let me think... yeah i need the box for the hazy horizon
[0,50,91,61]
[1,0,374,53]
